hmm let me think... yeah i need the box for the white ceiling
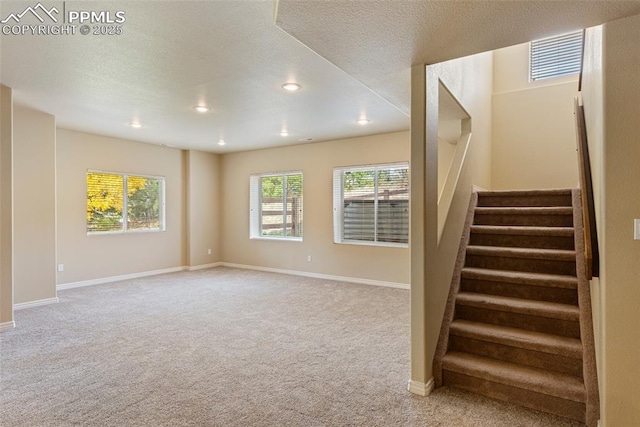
[3,1,640,154]
[276,0,640,115]
[0,1,409,153]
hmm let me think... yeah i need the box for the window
[333,163,409,247]
[250,171,303,240]
[529,30,584,81]
[86,171,165,234]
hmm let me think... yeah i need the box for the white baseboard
[14,297,59,311]
[57,266,185,291]
[0,321,16,333]
[56,262,409,292]
[407,378,434,396]
[220,262,410,290]
[187,262,223,271]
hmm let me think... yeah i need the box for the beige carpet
[0,267,581,426]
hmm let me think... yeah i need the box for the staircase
[434,189,599,426]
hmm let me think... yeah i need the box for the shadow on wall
[438,81,472,243]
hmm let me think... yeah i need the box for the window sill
[250,236,303,242]
[87,229,165,236]
[335,240,408,249]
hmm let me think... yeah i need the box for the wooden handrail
[574,96,599,278]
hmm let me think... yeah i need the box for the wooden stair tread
[470,225,574,236]
[456,292,580,320]
[475,207,573,215]
[450,319,583,358]
[461,267,578,289]
[466,245,576,261]
[442,352,586,403]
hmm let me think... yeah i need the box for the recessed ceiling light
[280,130,289,137]
[282,83,301,92]
[130,121,142,129]
[218,140,226,146]
[193,105,210,113]
[357,118,370,125]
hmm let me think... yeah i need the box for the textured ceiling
[0,1,408,152]
[4,1,640,153]
[276,0,640,115]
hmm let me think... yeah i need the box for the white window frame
[529,30,584,82]
[86,170,166,235]
[250,171,303,242]
[333,162,409,248]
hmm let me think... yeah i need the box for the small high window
[530,30,584,81]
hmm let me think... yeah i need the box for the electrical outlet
[57,264,64,272]
[635,219,640,240]
[208,249,212,255]
[307,255,312,262]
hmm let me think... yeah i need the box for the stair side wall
[572,189,600,427]
[433,192,478,386]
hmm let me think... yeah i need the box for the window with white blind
[530,30,584,81]
[86,171,165,234]
[333,163,409,247]
[250,171,303,240]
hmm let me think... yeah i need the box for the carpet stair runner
[434,189,599,426]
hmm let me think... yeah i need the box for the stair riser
[449,336,583,377]
[455,306,581,338]
[442,371,586,423]
[477,194,573,208]
[465,254,576,276]
[473,214,573,227]
[461,279,578,305]
[469,233,575,250]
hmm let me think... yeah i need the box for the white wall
[13,106,57,305]
[0,84,13,327]
[492,42,579,190]
[410,50,494,390]
[221,131,410,285]
[56,129,186,284]
[583,15,640,426]
[582,24,605,420]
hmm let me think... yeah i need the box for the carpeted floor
[0,267,582,426]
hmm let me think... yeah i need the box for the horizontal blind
[333,163,409,245]
[260,175,285,237]
[342,169,376,242]
[376,166,409,244]
[284,173,303,238]
[87,171,165,234]
[127,175,162,231]
[86,172,124,233]
[530,30,583,81]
